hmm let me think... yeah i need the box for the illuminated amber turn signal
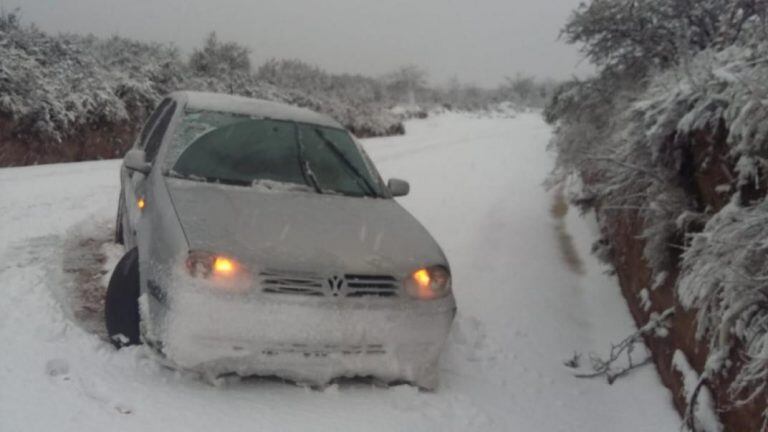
[413,268,431,288]
[405,266,451,300]
[213,256,235,275]
[412,268,435,299]
[137,198,146,210]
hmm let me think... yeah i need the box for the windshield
[165,110,386,197]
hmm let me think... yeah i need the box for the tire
[105,248,142,348]
[115,189,125,245]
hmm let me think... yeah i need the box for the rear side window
[138,98,171,149]
[144,102,177,162]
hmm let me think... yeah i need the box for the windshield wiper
[293,123,323,194]
[313,129,378,198]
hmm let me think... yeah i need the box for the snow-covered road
[0,113,679,431]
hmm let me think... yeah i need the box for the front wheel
[105,248,142,348]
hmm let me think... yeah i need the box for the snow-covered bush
[257,59,334,94]
[495,74,557,109]
[0,15,183,142]
[679,200,768,399]
[2,26,141,139]
[552,40,768,275]
[0,13,403,145]
[549,0,768,414]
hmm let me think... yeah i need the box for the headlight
[185,251,251,293]
[404,265,452,300]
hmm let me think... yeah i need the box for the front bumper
[149,284,456,388]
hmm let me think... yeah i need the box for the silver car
[106,91,456,389]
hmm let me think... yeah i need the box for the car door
[122,99,176,246]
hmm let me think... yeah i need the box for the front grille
[259,271,325,296]
[259,271,400,298]
[344,274,399,297]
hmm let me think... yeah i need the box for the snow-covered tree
[498,74,557,108]
[189,32,251,77]
[385,65,428,105]
[256,59,330,92]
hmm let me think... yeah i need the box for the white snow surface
[0,113,679,431]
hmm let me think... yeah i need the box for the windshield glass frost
[165,110,384,197]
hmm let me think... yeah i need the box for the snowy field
[0,113,680,431]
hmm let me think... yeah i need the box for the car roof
[171,91,344,129]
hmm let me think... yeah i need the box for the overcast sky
[6,0,592,86]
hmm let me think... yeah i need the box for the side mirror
[387,178,410,197]
[124,149,151,174]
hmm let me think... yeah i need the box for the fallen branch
[684,376,708,432]
[571,307,675,384]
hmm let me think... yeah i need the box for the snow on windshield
[165,110,385,197]
[163,110,246,171]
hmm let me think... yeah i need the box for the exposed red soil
[0,116,139,167]
[595,128,767,431]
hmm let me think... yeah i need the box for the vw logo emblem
[327,275,345,297]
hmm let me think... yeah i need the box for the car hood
[165,178,447,276]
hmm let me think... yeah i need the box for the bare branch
[571,308,675,384]
[585,155,667,183]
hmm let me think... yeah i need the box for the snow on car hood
[165,178,447,276]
